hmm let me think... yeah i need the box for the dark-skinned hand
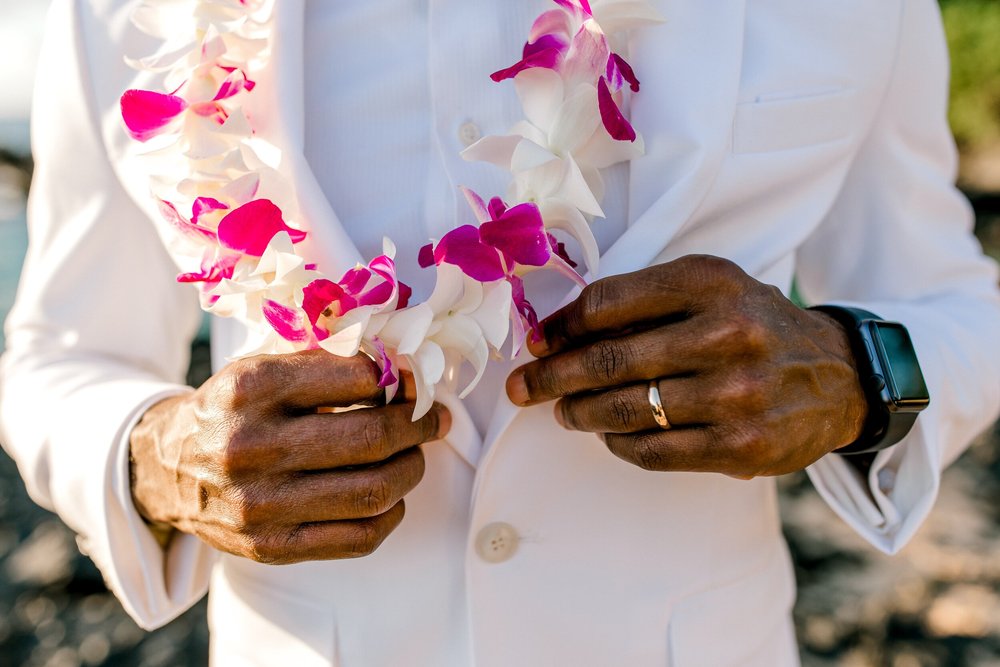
[506,254,868,479]
[129,349,450,564]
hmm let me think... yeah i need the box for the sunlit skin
[506,254,870,479]
[129,353,449,564]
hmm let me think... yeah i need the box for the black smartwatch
[809,306,930,455]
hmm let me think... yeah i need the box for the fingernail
[435,406,452,439]
[506,369,530,406]
[526,334,550,358]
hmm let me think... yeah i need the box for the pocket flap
[734,89,857,154]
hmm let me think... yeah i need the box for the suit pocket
[667,545,798,667]
[733,88,857,154]
[209,563,338,666]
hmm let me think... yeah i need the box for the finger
[277,402,450,471]
[227,349,383,412]
[245,501,408,565]
[556,377,711,434]
[529,255,742,357]
[602,427,717,473]
[276,447,426,524]
[508,319,709,406]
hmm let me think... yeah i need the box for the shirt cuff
[806,414,938,554]
[95,383,217,630]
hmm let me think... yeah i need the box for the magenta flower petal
[487,197,508,221]
[490,47,563,82]
[157,199,217,241]
[176,253,238,285]
[120,89,188,142]
[340,267,373,295]
[216,199,306,257]
[510,275,543,343]
[191,197,228,225]
[358,281,394,307]
[263,300,309,343]
[597,77,637,142]
[303,279,355,326]
[397,282,413,309]
[434,225,506,281]
[530,9,572,43]
[547,233,578,269]
[523,34,569,59]
[553,0,593,16]
[214,67,256,101]
[418,244,435,268]
[371,336,397,389]
[607,53,640,93]
[480,203,550,267]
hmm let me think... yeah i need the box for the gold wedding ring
[647,380,671,430]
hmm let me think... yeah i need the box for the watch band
[809,305,921,456]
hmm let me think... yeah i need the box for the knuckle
[347,519,386,558]
[356,474,394,517]
[579,281,609,325]
[220,358,270,408]
[228,485,264,531]
[630,433,666,471]
[584,339,630,384]
[218,424,259,476]
[608,391,640,431]
[361,413,393,458]
[245,532,280,564]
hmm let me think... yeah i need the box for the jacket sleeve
[796,0,1000,554]
[0,0,216,629]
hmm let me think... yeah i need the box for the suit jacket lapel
[476,0,748,473]
[250,0,364,279]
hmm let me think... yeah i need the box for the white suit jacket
[2,0,999,665]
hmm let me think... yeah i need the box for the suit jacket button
[475,522,519,563]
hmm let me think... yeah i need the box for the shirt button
[475,522,520,563]
[458,121,482,147]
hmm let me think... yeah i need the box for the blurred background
[0,1,998,665]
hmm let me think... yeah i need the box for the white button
[458,121,482,147]
[475,522,519,563]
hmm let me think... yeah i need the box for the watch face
[871,321,930,409]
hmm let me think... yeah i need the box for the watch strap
[809,305,915,456]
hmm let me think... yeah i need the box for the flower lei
[121,0,664,419]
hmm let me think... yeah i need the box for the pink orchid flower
[489,1,642,143]
[261,246,412,388]
[419,188,584,343]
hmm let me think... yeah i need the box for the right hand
[128,349,450,564]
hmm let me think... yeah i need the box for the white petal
[514,67,565,132]
[319,319,367,357]
[540,199,600,274]
[510,138,560,173]
[548,84,601,155]
[409,342,446,420]
[460,134,521,168]
[425,264,466,314]
[554,154,604,217]
[470,281,513,350]
[379,304,434,355]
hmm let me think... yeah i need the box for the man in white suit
[2,0,999,665]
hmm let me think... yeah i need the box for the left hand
[506,255,869,478]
